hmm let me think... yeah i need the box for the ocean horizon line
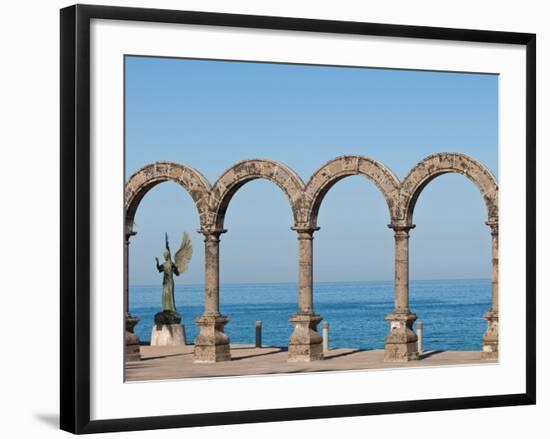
[130,277,491,288]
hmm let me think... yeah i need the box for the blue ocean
[129,279,490,351]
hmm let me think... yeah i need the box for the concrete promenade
[125,344,497,382]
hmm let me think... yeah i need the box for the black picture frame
[60,4,536,434]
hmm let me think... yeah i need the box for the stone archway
[291,156,401,361]
[123,153,499,364]
[125,161,212,235]
[207,159,313,361]
[400,152,498,225]
[395,152,499,360]
[124,161,212,361]
[209,159,306,230]
[303,155,402,228]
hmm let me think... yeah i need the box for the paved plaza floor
[125,344,497,381]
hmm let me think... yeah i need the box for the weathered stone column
[288,226,323,362]
[193,228,231,363]
[124,231,140,361]
[384,224,419,362]
[482,220,498,360]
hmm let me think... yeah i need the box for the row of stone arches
[124,152,499,363]
[125,153,498,232]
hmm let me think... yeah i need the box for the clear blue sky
[125,56,498,286]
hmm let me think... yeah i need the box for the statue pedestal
[150,311,186,346]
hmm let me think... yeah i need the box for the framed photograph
[60,4,536,434]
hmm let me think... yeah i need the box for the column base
[481,310,499,360]
[384,312,418,362]
[125,313,141,362]
[288,313,323,362]
[193,314,231,363]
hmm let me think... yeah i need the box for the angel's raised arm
[155,257,163,272]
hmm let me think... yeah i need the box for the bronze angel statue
[155,232,193,313]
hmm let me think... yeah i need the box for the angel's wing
[174,231,193,274]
